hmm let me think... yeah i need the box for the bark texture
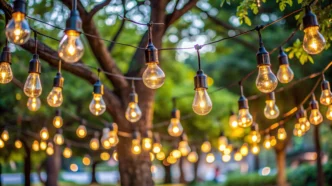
[45,145,61,186]
[275,148,287,186]
[91,161,101,184]
[22,138,31,186]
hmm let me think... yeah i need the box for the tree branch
[164,0,198,28]
[87,0,112,22]
[108,0,127,52]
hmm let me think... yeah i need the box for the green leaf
[298,0,303,3]
[244,16,252,26]
[308,56,314,63]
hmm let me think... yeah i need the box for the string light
[125,81,142,122]
[5,0,31,44]
[89,77,106,116]
[47,72,64,107]
[46,142,54,155]
[222,154,231,162]
[277,126,287,140]
[264,92,280,119]
[296,106,310,133]
[100,152,110,161]
[32,140,39,151]
[168,101,183,137]
[206,153,215,163]
[150,152,155,161]
[40,140,47,150]
[167,155,177,164]
[240,143,249,156]
[326,105,332,120]
[54,129,65,145]
[171,149,181,159]
[90,132,100,151]
[192,45,212,115]
[108,123,119,147]
[218,133,228,152]
[0,45,13,84]
[76,123,87,138]
[0,138,4,148]
[263,134,271,149]
[152,141,162,154]
[320,77,332,105]
[112,151,118,161]
[63,146,72,158]
[40,127,49,140]
[15,139,22,149]
[201,140,211,153]
[53,109,63,128]
[187,151,198,163]
[251,143,260,155]
[178,134,191,156]
[237,89,253,127]
[224,145,233,155]
[234,150,243,161]
[82,154,91,165]
[309,94,323,125]
[156,151,166,161]
[277,47,294,84]
[131,131,141,155]
[249,123,261,143]
[302,6,326,54]
[1,129,9,141]
[270,136,277,147]
[229,111,238,129]
[142,131,153,151]
[27,97,41,111]
[101,128,111,149]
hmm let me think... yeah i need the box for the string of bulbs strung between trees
[0,0,330,165]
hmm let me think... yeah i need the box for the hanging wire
[34,30,38,54]
[131,80,136,93]
[194,44,202,70]
[58,60,62,73]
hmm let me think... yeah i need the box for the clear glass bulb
[222,154,231,162]
[47,87,63,107]
[152,143,162,154]
[206,153,215,163]
[150,152,155,161]
[264,100,280,119]
[131,139,141,155]
[125,102,142,122]
[192,88,212,115]
[112,151,118,161]
[270,136,277,147]
[218,136,228,152]
[142,63,165,89]
[89,93,106,116]
[293,128,303,137]
[0,139,4,148]
[101,136,111,149]
[251,144,260,154]
[63,147,72,158]
[54,134,64,145]
[46,143,54,156]
[76,125,87,138]
[15,139,22,149]
[277,64,294,84]
[201,141,211,153]
[309,109,323,125]
[24,73,42,98]
[5,12,31,45]
[156,151,166,161]
[263,136,271,149]
[100,152,110,161]
[326,105,332,120]
[256,65,278,93]
[178,141,191,156]
[303,26,326,55]
[240,144,249,156]
[250,131,261,143]
[320,89,332,106]
[58,30,84,63]
[167,155,177,164]
[234,151,243,161]
[108,131,119,146]
[187,151,198,163]
[82,155,92,165]
[40,141,47,150]
[223,145,233,155]
[53,116,63,128]
[1,130,9,141]
[237,108,253,127]
[142,137,152,151]
[0,62,13,84]
[40,127,49,140]
[90,138,99,150]
[277,127,287,140]
[32,140,39,151]
[27,97,41,111]
[168,118,183,137]
[171,149,181,159]
[229,113,238,128]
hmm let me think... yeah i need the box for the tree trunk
[21,139,31,186]
[275,148,287,186]
[91,161,101,184]
[163,163,172,184]
[254,154,260,172]
[314,125,324,186]
[46,145,61,186]
[179,157,186,183]
[193,152,200,182]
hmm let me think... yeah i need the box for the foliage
[224,173,276,186]
[285,39,314,64]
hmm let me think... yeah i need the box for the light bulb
[15,139,22,149]
[24,73,42,98]
[229,112,238,128]
[89,93,106,116]
[168,118,183,137]
[27,97,41,111]
[237,96,253,127]
[277,127,287,140]
[326,105,332,120]
[156,151,166,161]
[58,30,84,63]
[309,97,323,125]
[218,135,228,152]
[1,130,9,141]
[53,116,63,128]
[224,145,233,155]
[206,153,215,163]
[90,137,100,151]
[32,140,39,151]
[101,137,111,150]
[222,154,231,162]
[264,93,280,119]
[40,127,49,141]
[108,130,119,147]
[320,80,332,105]
[293,128,303,137]
[5,12,31,45]
[152,143,162,154]
[142,63,165,89]
[234,151,243,161]
[303,26,326,55]
[240,144,249,156]
[251,144,260,155]
[0,139,4,148]
[167,155,177,164]
[54,133,64,145]
[256,65,278,93]
[263,135,271,149]
[270,136,277,147]
[82,155,91,165]
[187,151,198,163]
[40,141,47,150]
[100,152,110,161]
[112,151,118,161]
[0,61,13,84]
[125,93,142,123]
[178,141,191,156]
[131,139,141,155]
[150,152,155,161]
[171,149,182,159]
[46,143,54,156]
[277,64,294,84]
[142,137,153,151]
[76,125,87,138]
[201,141,211,153]
[47,87,63,107]
[192,88,212,115]
[63,147,72,158]
[250,131,261,143]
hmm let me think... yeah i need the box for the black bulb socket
[251,123,259,131]
[93,80,104,95]
[219,131,224,137]
[296,107,306,119]
[321,79,330,91]
[65,10,82,33]
[132,131,139,140]
[129,92,138,103]
[28,54,41,74]
[194,70,208,90]
[53,72,64,88]
[13,0,27,14]
[108,123,114,132]
[0,47,11,65]
[278,48,289,65]
[171,108,180,119]
[303,6,319,30]
[238,95,249,110]
[310,99,319,110]
[256,45,271,66]
[266,92,275,101]
[55,109,61,116]
[145,41,159,64]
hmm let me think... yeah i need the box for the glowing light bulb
[63,147,72,158]
[171,149,182,159]
[112,151,118,161]
[58,30,84,63]
[125,92,142,122]
[100,152,110,161]
[251,144,260,154]
[90,137,100,151]
[222,154,231,162]
[320,80,332,105]
[224,145,233,155]
[187,151,198,163]
[142,63,165,89]
[293,128,303,137]
[240,143,249,156]
[150,152,155,161]
[82,155,91,165]
[168,118,183,137]
[108,130,119,147]
[156,151,166,161]
[264,92,279,119]
[256,65,278,93]
[32,140,39,151]
[237,96,253,127]
[250,130,261,143]
[6,12,31,44]
[54,133,64,146]
[0,47,13,84]
[89,93,106,116]
[40,141,47,150]
[309,96,323,125]
[234,151,243,161]
[40,127,49,141]
[47,87,63,107]
[326,105,332,120]
[192,88,213,115]
[142,137,153,151]
[277,127,287,140]
[76,125,87,138]
[27,97,41,111]
[178,141,191,156]
[131,139,141,155]
[24,73,42,98]
[101,137,111,150]
[218,135,228,152]
[277,48,294,84]
[152,143,162,154]
[53,115,63,129]
[46,143,54,156]
[229,112,238,128]
[270,136,277,147]
[206,153,215,163]
[0,139,4,148]
[167,155,177,164]
[1,130,9,141]
[201,141,211,153]
[303,27,326,54]
[15,139,22,149]
[263,135,271,149]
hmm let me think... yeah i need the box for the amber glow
[131,139,141,155]
[206,153,215,163]
[187,151,198,163]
